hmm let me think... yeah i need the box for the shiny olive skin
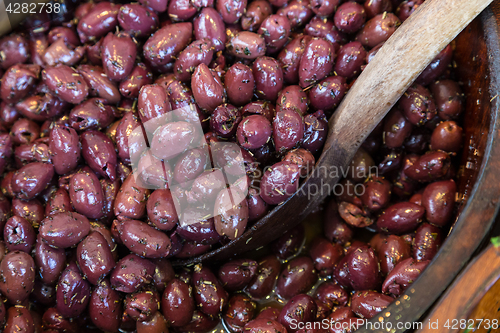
[117,219,171,258]
[210,104,243,138]
[0,34,29,69]
[10,118,39,145]
[101,32,137,82]
[225,64,255,106]
[216,0,247,24]
[138,84,172,129]
[42,64,89,104]
[237,114,272,149]
[305,18,346,49]
[49,125,80,175]
[351,290,393,319]
[404,150,451,182]
[0,251,36,304]
[227,31,266,59]
[396,0,423,21]
[277,0,313,28]
[69,98,115,131]
[77,231,115,285]
[144,22,193,68]
[177,212,220,245]
[338,201,373,228]
[309,237,343,277]
[430,120,463,153]
[81,130,117,181]
[12,162,54,200]
[299,38,335,88]
[430,79,464,120]
[360,176,392,212]
[4,216,35,253]
[4,306,34,333]
[140,0,169,12]
[193,265,228,317]
[278,35,312,85]
[277,85,309,116]
[247,188,270,222]
[252,56,284,102]
[308,75,348,112]
[77,2,120,43]
[224,294,257,332]
[421,179,456,226]
[161,278,195,327]
[176,310,219,332]
[258,15,291,54]
[124,289,160,321]
[69,169,105,220]
[137,311,170,333]
[334,245,381,291]
[110,254,155,293]
[89,279,122,332]
[260,161,301,205]
[365,0,393,18]
[218,259,258,291]
[35,235,66,285]
[279,295,318,333]
[413,222,443,262]
[356,12,400,48]
[241,0,272,31]
[302,111,328,154]
[12,197,45,226]
[118,3,159,38]
[114,173,150,221]
[334,2,366,33]
[174,39,214,82]
[376,202,424,234]
[378,235,411,275]
[1,64,39,104]
[194,7,227,52]
[214,187,249,240]
[416,44,453,86]
[147,189,178,231]
[55,262,91,318]
[323,199,353,244]
[245,318,288,333]
[276,256,317,300]
[245,255,280,300]
[382,258,429,296]
[271,224,305,260]
[191,63,226,113]
[120,62,154,99]
[115,111,142,164]
[399,84,437,126]
[315,281,349,308]
[39,211,90,248]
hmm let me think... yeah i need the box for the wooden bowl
[355,5,500,332]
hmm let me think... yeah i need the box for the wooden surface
[174,0,494,266]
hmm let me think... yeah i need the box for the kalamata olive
[334,2,366,33]
[12,162,54,200]
[0,251,36,304]
[209,104,242,138]
[75,65,118,104]
[69,169,105,220]
[305,16,347,47]
[117,219,171,258]
[246,255,281,299]
[271,224,305,260]
[421,179,456,227]
[338,201,373,228]
[365,0,393,18]
[56,261,91,318]
[391,154,418,196]
[12,197,44,226]
[237,114,272,149]
[399,84,437,126]
[176,241,213,259]
[377,235,411,275]
[213,186,249,240]
[11,118,40,145]
[86,37,103,65]
[138,84,172,130]
[309,237,343,276]
[100,178,120,222]
[278,35,312,85]
[252,56,284,102]
[247,188,269,222]
[360,176,391,212]
[177,211,221,245]
[140,0,169,12]
[278,294,317,333]
[39,211,90,248]
[191,63,226,113]
[147,189,178,231]
[244,319,290,333]
[413,222,443,261]
[4,216,35,253]
[356,12,400,48]
[174,39,214,82]
[168,0,197,21]
[260,161,301,205]
[315,281,349,308]
[115,111,142,164]
[118,3,159,38]
[176,310,220,332]
[89,279,122,332]
[162,278,195,327]
[276,256,317,300]
[430,79,464,120]
[241,0,272,31]
[1,64,39,104]
[258,15,291,54]
[301,111,328,154]
[35,236,66,285]
[383,107,413,149]
[416,44,453,86]
[77,231,115,285]
[114,173,150,220]
[382,258,430,296]
[351,290,393,319]
[81,130,117,181]
[225,64,255,106]
[193,8,226,53]
[324,199,353,244]
[193,265,228,317]
[299,38,335,88]
[124,289,160,321]
[137,311,170,333]
[396,0,423,21]
[218,259,258,291]
[144,22,193,68]
[256,307,281,321]
[4,306,34,333]
[277,0,314,28]
[0,34,29,69]
[216,0,247,24]
[430,120,463,153]
[77,2,120,43]
[277,85,309,116]
[110,254,155,293]
[0,102,19,126]
[120,63,154,99]
[69,98,115,131]
[227,31,267,59]
[376,201,424,234]
[404,150,451,182]
[224,294,257,332]
[308,75,348,112]
[42,64,89,104]
[136,150,171,189]
[49,125,80,175]
[334,245,380,290]
[43,38,86,67]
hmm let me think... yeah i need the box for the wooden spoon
[173,0,494,265]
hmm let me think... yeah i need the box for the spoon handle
[324,0,494,156]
